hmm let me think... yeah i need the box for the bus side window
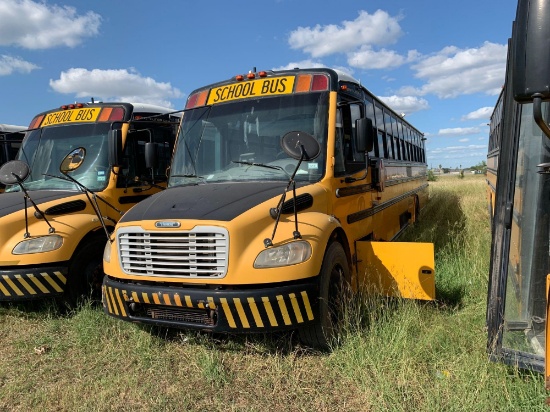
[117,126,173,187]
[150,126,175,181]
[364,97,376,158]
[376,131,386,159]
[117,130,146,187]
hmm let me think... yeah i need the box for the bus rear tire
[299,241,350,351]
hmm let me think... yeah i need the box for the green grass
[0,174,546,411]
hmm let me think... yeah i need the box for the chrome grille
[117,226,228,278]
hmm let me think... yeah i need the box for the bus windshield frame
[169,92,329,186]
[9,123,111,192]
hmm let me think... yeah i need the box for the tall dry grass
[0,174,546,411]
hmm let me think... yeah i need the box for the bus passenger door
[332,102,373,242]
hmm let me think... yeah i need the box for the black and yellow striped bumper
[0,266,68,301]
[102,276,319,332]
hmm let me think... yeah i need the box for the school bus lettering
[74,108,97,121]
[207,76,295,105]
[213,82,257,103]
[41,108,100,127]
[260,77,288,94]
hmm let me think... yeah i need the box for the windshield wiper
[231,160,288,175]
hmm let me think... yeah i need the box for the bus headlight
[254,240,312,268]
[12,235,63,255]
[103,240,112,263]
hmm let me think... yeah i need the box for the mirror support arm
[532,93,550,139]
[14,175,55,236]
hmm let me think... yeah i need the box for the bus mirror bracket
[58,148,123,242]
[264,131,321,248]
[532,94,550,140]
[108,128,123,167]
[344,118,374,184]
[0,160,55,237]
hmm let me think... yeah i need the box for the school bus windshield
[169,92,329,186]
[8,123,110,192]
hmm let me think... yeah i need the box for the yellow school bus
[0,124,25,193]
[102,68,435,349]
[0,102,179,304]
[486,0,550,386]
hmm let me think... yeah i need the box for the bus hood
[120,182,296,222]
[0,190,78,218]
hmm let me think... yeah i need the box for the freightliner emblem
[155,221,181,228]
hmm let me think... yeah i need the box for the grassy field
[0,174,547,411]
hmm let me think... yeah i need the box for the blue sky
[0,0,516,168]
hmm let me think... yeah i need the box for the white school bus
[102,68,435,348]
[0,102,179,303]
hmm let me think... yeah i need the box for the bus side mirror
[355,118,374,153]
[145,142,156,169]
[0,160,30,185]
[511,0,550,139]
[512,0,550,102]
[108,129,123,167]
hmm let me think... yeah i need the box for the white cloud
[378,95,430,115]
[461,106,494,121]
[428,144,488,165]
[0,54,39,75]
[0,0,101,49]
[347,47,405,70]
[401,42,507,98]
[348,48,419,70]
[49,68,183,108]
[288,10,402,58]
[458,138,470,143]
[438,127,481,136]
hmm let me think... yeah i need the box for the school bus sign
[41,108,101,127]
[207,76,296,105]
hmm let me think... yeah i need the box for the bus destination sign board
[41,108,101,127]
[207,76,296,105]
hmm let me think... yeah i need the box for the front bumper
[0,265,68,301]
[102,276,319,333]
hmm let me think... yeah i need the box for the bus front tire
[62,237,106,307]
[299,242,350,351]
